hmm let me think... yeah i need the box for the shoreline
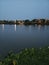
[0,19,49,25]
[0,46,49,65]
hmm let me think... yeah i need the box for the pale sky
[0,0,49,20]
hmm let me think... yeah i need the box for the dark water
[0,24,49,56]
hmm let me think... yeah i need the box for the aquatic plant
[0,46,49,65]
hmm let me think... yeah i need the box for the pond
[0,24,49,56]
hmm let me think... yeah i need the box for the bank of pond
[0,46,49,65]
[0,19,49,25]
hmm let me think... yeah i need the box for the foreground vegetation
[0,47,49,65]
[0,19,49,25]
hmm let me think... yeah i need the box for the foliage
[0,19,49,25]
[0,47,49,65]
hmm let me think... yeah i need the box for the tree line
[0,19,49,25]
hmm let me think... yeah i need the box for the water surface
[0,24,49,56]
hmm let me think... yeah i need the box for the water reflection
[14,24,16,31]
[2,24,4,31]
[37,25,47,31]
[44,25,49,30]
[0,24,49,32]
[38,25,41,30]
[0,24,49,56]
[24,25,30,31]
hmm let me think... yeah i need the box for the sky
[0,0,49,20]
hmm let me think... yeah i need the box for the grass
[0,46,49,65]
